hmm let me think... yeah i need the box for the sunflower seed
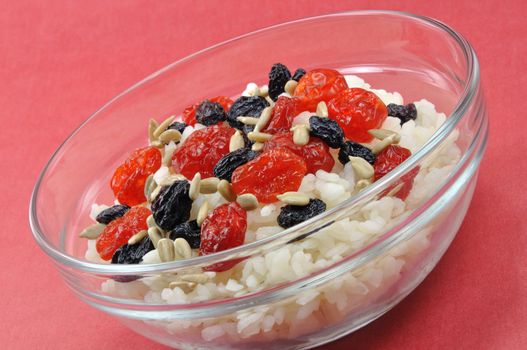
[254,106,273,132]
[157,238,176,262]
[368,129,399,141]
[169,281,196,293]
[128,230,148,245]
[159,129,182,144]
[158,174,186,187]
[188,172,201,201]
[265,96,275,107]
[247,131,273,143]
[146,214,156,228]
[79,223,105,239]
[349,156,374,180]
[316,101,329,118]
[179,273,209,284]
[148,119,159,142]
[245,83,259,96]
[292,124,310,146]
[371,133,401,154]
[355,179,371,191]
[251,142,264,151]
[284,79,298,95]
[386,183,404,197]
[162,145,176,166]
[151,140,164,148]
[237,116,259,125]
[229,130,245,152]
[277,191,310,206]
[174,238,192,260]
[236,193,259,210]
[257,85,269,97]
[218,179,236,202]
[153,116,176,139]
[200,177,220,194]
[196,200,210,226]
[144,174,156,202]
[148,226,162,248]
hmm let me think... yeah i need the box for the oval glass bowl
[30,11,487,350]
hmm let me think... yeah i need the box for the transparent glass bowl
[30,11,487,350]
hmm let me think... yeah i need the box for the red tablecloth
[2,1,526,349]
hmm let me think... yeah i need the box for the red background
[2,1,526,349]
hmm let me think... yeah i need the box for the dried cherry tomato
[263,96,300,134]
[293,68,348,112]
[110,146,161,206]
[231,148,307,203]
[327,88,387,143]
[263,132,334,174]
[172,124,235,179]
[373,145,419,200]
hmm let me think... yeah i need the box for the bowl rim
[29,10,479,276]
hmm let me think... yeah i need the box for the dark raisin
[196,100,227,126]
[167,121,187,134]
[151,180,192,231]
[292,68,306,82]
[227,96,269,130]
[309,116,345,148]
[268,63,292,101]
[111,236,154,264]
[96,205,130,225]
[338,141,376,165]
[213,148,259,182]
[387,103,417,125]
[277,199,326,229]
[169,220,201,249]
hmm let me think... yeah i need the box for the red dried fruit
[373,145,419,200]
[200,202,247,272]
[263,132,334,174]
[172,124,235,179]
[231,148,308,203]
[110,146,162,206]
[327,88,388,143]
[96,206,151,261]
[264,96,300,134]
[182,96,233,126]
[293,68,348,112]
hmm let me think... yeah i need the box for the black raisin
[292,68,306,82]
[167,121,187,134]
[213,148,259,182]
[169,220,201,249]
[338,141,376,165]
[111,236,155,264]
[196,100,227,126]
[309,116,345,148]
[268,63,292,101]
[227,96,269,130]
[96,205,130,225]
[277,199,326,229]
[387,103,417,125]
[151,180,192,231]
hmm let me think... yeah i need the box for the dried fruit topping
[293,68,348,112]
[292,68,306,82]
[172,124,235,179]
[151,180,192,231]
[263,132,334,174]
[277,198,326,228]
[268,63,292,101]
[200,202,247,271]
[96,206,151,260]
[169,220,201,249]
[110,146,162,206]
[264,96,299,134]
[308,116,345,148]
[167,121,188,134]
[96,205,130,225]
[338,141,376,165]
[373,145,418,200]
[327,88,387,143]
[195,100,227,126]
[213,148,260,182]
[227,96,269,130]
[231,148,308,203]
[387,103,417,125]
[111,236,154,264]
[182,96,233,126]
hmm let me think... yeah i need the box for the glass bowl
[29,10,487,350]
